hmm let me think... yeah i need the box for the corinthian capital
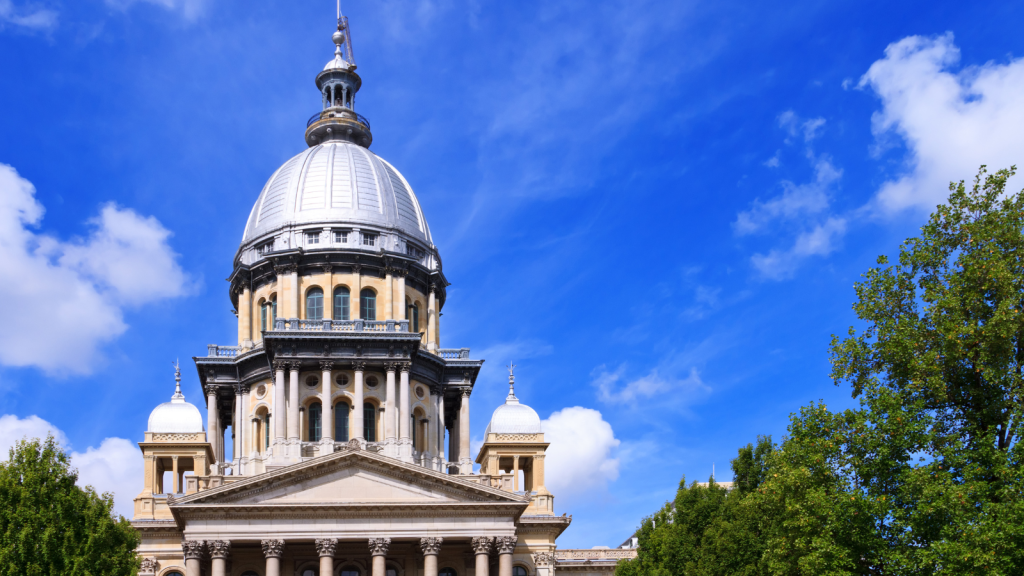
[368,537,392,556]
[316,538,338,557]
[494,536,517,554]
[320,361,335,372]
[532,552,555,567]
[262,539,285,558]
[182,540,205,560]
[471,536,493,555]
[272,360,287,372]
[208,540,231,559]
[419,537,443,556]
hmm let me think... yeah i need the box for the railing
[206,345,240,357]
[554,549,638,561]
[307,111,371,130]
[436,348,471,359]
[273,318,409,333]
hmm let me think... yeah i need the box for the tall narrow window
[306,288,324,320]
[308,403,322,442]
[260,301,268,331]
[335,402,349,441]
[411,415,417,450]
[360,289,376,320]
[271,297,277,323]
[334,287,350,320]
[407,303,419,332]
[364,402,376,442]
[264,413,270,450]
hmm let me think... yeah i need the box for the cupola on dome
[485,374,542,435]
[148,365,205,434]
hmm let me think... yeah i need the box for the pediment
[173,448,528,509]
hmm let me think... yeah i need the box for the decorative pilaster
[287,361,301,459]
[472,537,494,576]
[263,539,285,576]
[272,360,287,458]
[384,361,398,457]
[420,537,443,576]
[459,388,472,473]
[317,538,338,576]
[320,361,335,450]
[427,283,437,351]
[352,361,366,443]
[399,363,413,462]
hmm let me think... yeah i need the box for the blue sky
[3,0,1024,549]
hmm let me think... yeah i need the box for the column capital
[272,360,287,371]
[315,538,338,557]
[400,363,412,373]
[274,263,298,275]
[383,361,399,372]
[494,536,517,554]
[460,388,471,398]
[287,361,302,372]
[531,552,554,567]
[262,539,285,559]
[368,537,392,557]
[471,536,493,555]
[353,264,362,273]
[353,361,367,372]
[208,540,231,559]
[322,264,334,274]
[182,539,205,560]
[419,537,443,556]
[320,361,335,371]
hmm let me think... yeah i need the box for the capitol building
[130,13,636,576]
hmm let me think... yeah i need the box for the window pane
[264,414,270,449]
[307,289,324,320]
[364,402,376,442]
[309,403,322,442]
[360,289,376,320]
[336,403,349,441]
[334,287,350,321]
[513,568,528,576]
[261,303,267,331]
[271,299,277,321]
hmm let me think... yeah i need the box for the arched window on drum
[360,288,376,320]
[306,287,324,320]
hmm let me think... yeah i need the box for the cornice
[172,502,527,521]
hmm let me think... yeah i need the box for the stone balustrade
[554,549,638,560]
[436,348,471,359]
[270,317,410,333]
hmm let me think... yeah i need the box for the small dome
[486,381,542,435]
[148,370,205,434]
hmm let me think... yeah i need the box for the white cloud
[104,0,209,20]
[0,163,190,374]
[592,364,709,405]
[734,156,841,235]
[541,407,620,495]
[750,216,847,280]
[778,110,826,143]
[860,33,1024,213]
[0,0,57,31]
[0,414,141,518]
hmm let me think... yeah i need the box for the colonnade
[179,536,519,576]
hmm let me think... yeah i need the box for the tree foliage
[0,436,140,576]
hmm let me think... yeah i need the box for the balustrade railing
[554,549,638,560]
[272,318,409,333]
[206,344,240,357]
[436,348,471,359]
[307,111,371,130]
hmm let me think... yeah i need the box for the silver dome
[486,388,543,435]
[148,385,205,434]
[241,141,432,247]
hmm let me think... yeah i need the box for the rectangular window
[334,231,348,244]
[362,233,376,247]
[257,242,273,256]
[306,232,320,245]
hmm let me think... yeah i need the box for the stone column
[426,387,438,464]
[352,265,362,319]
[207,387,220,468]
[384,267,394,320]
[396,270,407,328]
[459,389,471,473]
[495,536,517,576]
[437,394,446,469]
[290,266,300,320]
[352,362,365,441]
[262,539,284,576]
[288,362,301,458]
[321,361,334,449]
[323,265,334,320]
[316,538,337,576]
[420,537,443,576]
[273,361,287,452]
[384,362,397,457]
[427,283,437,351]
[209,540,230,576]
[171,456,180,493]
[513,455,520,491]
[238,284,252,346]
[234,387,243,471]
[399,364,412,462]
[182,540,205,576]
[472,537,493,576]
[369,538,391,576]
[449,418,459,472]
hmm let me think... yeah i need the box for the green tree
[0,435,140,576]
[754,166,1024,575]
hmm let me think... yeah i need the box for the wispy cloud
[104,0,209,20]
[734,154,841,235]
[0,0,57,31]
[592,364,710,407]
[750,216,847,280]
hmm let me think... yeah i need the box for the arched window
[334,286,350,320]
[301,569,317,576]
[360,289,376,320]
[260,299,268,332]
[264,412,271,450]
[439,569,457,576]
[242,572,260,576]
[513,567,528,576]
[407,302,419,333]
[364,402,377,442]
[308,402,322,442]
[341,567,361,576]
[306,288,324,320]
[165,572,185,576]
[271,295,277,323]
[335,402,350,441]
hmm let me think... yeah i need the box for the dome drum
[306,113,372,148]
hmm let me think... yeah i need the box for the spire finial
[506,362,517,402]
[171,359,184,401]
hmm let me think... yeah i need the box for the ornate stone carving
[208,540,231,559]
[347,438,362,450]
[353,361,367,372]
[274,263,297,275]
[182,539,205,560]
[322,264,334,274]
[494,536,517,554]
[152,432,206,442]
[532,552,555,567]
[419,537,443,555]
[262,539,285,558]
[138,557,158,574]
[272,360,287,372]
[320,361,335,372]
[400,363,411,373]
[460,388,471,398]
[316,538,338,557]
[471,536,493,554]
[288,361,302,372]
[492,433,543,442]
[368,537,392,556]
[383,362,398,372]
